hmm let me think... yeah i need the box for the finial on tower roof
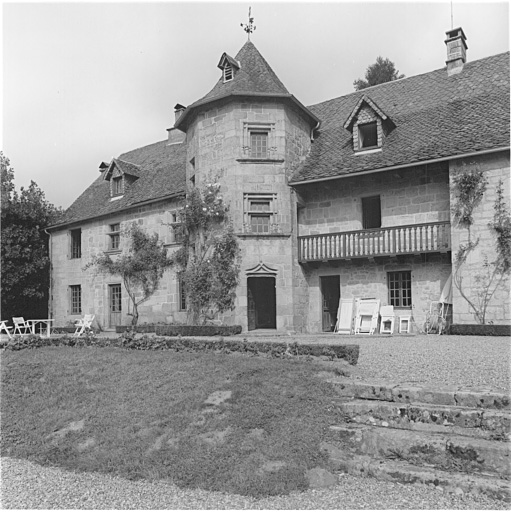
[240,7,256,41]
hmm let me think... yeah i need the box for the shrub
[448,324,511,336]
[155,325,242,337]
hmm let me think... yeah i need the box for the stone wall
[50,198,183,330]
[299,163,450,236]
[449,152,511,325]
[184,98,313,332]
[305,254,452,333]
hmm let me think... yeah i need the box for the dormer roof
[103,158,142,181]
[217,52,240,72]
[344,94,395,131]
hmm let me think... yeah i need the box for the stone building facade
[48,28,510,332]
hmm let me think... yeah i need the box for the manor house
[48,27,510,333]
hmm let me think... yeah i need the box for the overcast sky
[2,1,509,209]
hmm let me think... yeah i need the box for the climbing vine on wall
[171,182,240,325]
[452,162,510,324]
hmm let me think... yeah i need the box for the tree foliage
[452,163,510,324]
[85,223,172,326]
[1,152,63,320]
[354,56,405,90]
[171,183,240,325]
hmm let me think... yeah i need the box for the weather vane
[241,7,256,41]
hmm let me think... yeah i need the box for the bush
[448,324,511,336]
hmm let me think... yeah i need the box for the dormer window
[112,176,124,196]
[358,122,378,149]
[344,95,395,154]
[223,63,233,82]
[217,52,240,83]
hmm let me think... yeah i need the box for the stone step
[326,423,511,477]
[328,378,511,410]
[335,398,511,440]
[320,445,511,502]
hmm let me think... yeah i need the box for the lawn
[1,346,342,497]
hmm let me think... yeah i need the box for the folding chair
[74,314,95,336]
[12,317,31,335]
[0,321,13,339]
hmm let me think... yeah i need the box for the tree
[354,56,405,90]
[171,182,240,325]
[85,223,172,326]
[1,152,63,320]
[451,162,511,324]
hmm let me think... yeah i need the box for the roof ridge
[307,51,510,110]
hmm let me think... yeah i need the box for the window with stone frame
[70,285,82,314]
[70,228,82,259]
[242,123,276,159]
[388,271,412,307]
[179,277,186,311]
[108,223,121,251]
[244,193,277,234]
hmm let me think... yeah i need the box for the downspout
[44,229,53,320]
[311,120,320,142]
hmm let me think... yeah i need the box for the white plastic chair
[74,314,95,336]
[13,317,31,335]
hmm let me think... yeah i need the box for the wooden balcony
[298,221,451,263]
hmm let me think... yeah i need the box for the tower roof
[175,41,318,130]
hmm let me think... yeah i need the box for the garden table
[27,319,54,338]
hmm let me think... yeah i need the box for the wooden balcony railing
[298,221,451,262]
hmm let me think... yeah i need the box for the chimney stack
[445,27,468,76]
[166,104,187,145]
[174,103,186,123]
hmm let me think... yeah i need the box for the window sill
[236,158,285,164]
[104,249,121,255]
[110,195,124,201]
[355,147,382,156]
[236,233,291,239]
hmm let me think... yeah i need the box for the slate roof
[51,140,186,228]
[53,47,509,229]
[175,41,319,130]
[291,52,510,184]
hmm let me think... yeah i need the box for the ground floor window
[70,285,82,314]
[388,271,412,307]
[179,278,187,311]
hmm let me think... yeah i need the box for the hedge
[155,325,242,337]
[116,324,158,334]
[0,333,359,365]
[448,324,511,336]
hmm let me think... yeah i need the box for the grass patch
[1,347,342,497]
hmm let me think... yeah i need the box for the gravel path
[233,333,511,391]
[1,457,508,510]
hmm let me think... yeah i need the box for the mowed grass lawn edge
[1,346,343,497]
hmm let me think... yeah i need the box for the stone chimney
[174,103,186,123]
[445,27,468,76]
[166,104,187,144]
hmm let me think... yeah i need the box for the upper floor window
[112,176,124,196]
[358,122,378,149]
[244,193,276,234]
[250,132,268,158]
[70,228,82,259]
[362,195,381,229]
[109,223,121,251]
